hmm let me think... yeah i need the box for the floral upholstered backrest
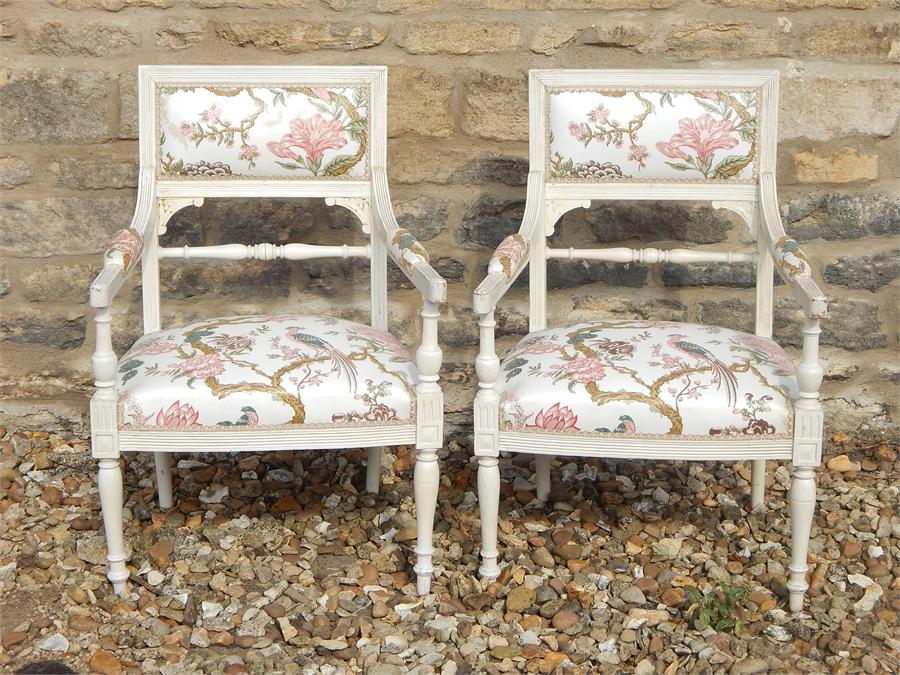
[157,83,370,180]
[546,84,764,184]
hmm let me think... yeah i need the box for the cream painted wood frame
[473,70,827,612]
[89,66,446,596]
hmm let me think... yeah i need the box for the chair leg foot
[416,572,432,596]
[478,455,501,580]
[366,446,382,494]
[413,447,438,595]
[787,464,816,612]
[535,454,551,502]
[98,457,129,595]
[154,452,174,510]
[751,459,765,510]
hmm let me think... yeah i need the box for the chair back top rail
[157,243,370,262]
[531,69,778,199]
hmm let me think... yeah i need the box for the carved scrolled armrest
[488,234,529,282]
[473,171,543,315]
[371,168,446,304]
[760,172,827,320]
[89,169,155,309]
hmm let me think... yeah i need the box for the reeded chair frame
[473,70,827,612]
[89,66,446,595]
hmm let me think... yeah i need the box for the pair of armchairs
[90,66,825,613]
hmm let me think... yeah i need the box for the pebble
[620,585,647,606]
[826,454,861,472]
[39,633,69,652]
[89,650,123,675]
[651,537,683,561]
[764,625,791,642]
[551,610,579,631]
[147,570,165,586]
[506,585,536,613]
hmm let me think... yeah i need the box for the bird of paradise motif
[667,334,738,407]
[216,406,259,427]
[285,328,358,393]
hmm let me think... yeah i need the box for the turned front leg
[414,300,443,595]
[788,465,816,612]
[413,448,439,594]
[98,458,129,594]
[478,455,501,580]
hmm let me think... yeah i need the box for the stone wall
[0,0,897,438]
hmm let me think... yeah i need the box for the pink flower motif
[568,121,592,144]
[179,121,193,139]
[171,353,225,379]
[588,104,609,125]
[156,401,200,427]
[657,114,739,166]
[656,141,689,161]
[736,334,795,372]
[519,339,559,355]
[267,114,348,166]
[239,144,260,162]
[554,357,606,384]
[310,87,333,100]
[527,403,579,431]
[201,103,221,123]
[134,339,178,356]
[628,144,649,168]
[697,90,721,101]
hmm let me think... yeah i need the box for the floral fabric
[117,315,417,429]
[105,228,142,273]
[548,89,759,183]
[772,235,812,280]
[499,320,797,439]
[158,85,369,179]
[490,234,528,281]
[389,229,430,274]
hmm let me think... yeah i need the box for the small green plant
[684,584,749,636]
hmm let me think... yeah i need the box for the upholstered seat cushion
[117,314,417,430]
[498,320,797,439]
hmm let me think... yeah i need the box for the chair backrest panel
[140,65,386,199]
[532,69,778,199]
[158,85,370,181]
[547,88,759,183]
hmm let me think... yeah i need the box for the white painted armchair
[473,70,827,612]
[89,66,446,595]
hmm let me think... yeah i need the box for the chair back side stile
[135,66,389,337]
[526,70,780,338]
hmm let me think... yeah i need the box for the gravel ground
[0,427,897,674]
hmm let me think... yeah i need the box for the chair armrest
[89,170,155,308]
[473,171,543,315]
[760,172,828,320]
[371,168,446,304]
